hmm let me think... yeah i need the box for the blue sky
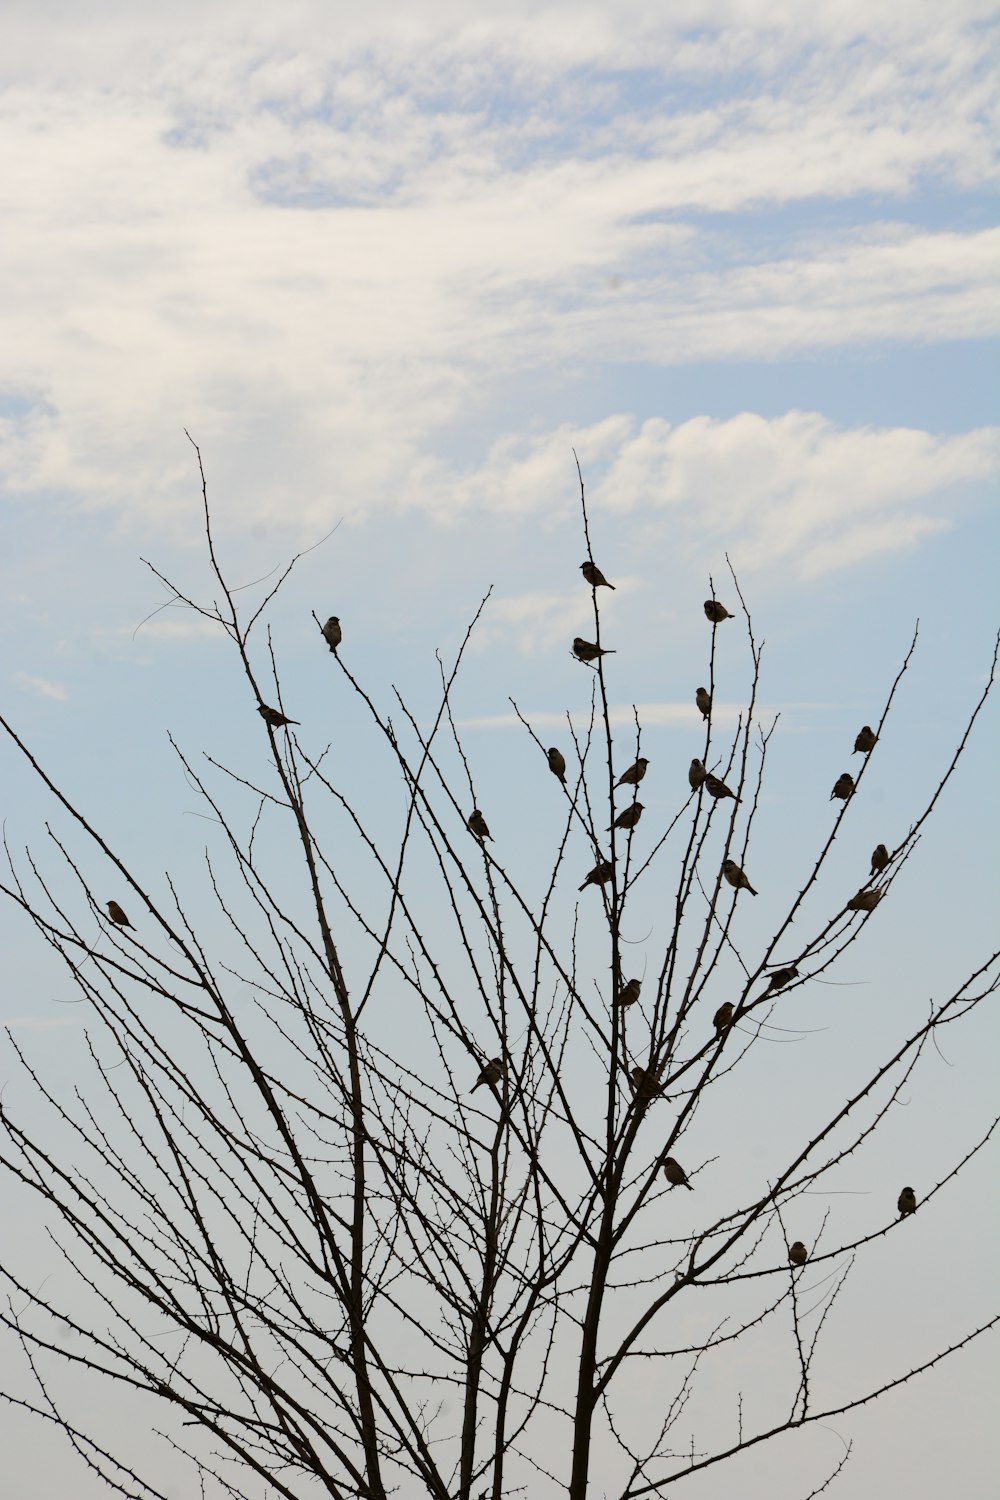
[0,3,997,1497]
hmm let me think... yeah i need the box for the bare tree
[1,445,997,1500]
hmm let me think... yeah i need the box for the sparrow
[712,1001,734,1036]
[705,773,738,801]
[870,843,889,875]
[897,1186,917,1218]
[847,887,882,912]
[573,637,615,663]
[617,978,642,1008]
[764,965,799,993]
[704,600,734,623]
[467,810,492,841]
[695,686,712,720]
[689,758,707,790]
[547,747,567,784]
[471,1057,505,1092]
[788,1241,808,1266]
[106,900,132,928]
[579,860,614,892]
[616,757,649,788]
[630,1065,664,1099]
[321,616,342,652]
[663,1156,694,1190]
[581,561,615,589]
[722,858,757,896]
[258,705,299,728]
[853,725,877,755]
[830,772,855,802]
[609,801,644,831]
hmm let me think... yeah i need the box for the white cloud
[14,670,68,701]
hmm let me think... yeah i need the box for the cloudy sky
[1,2,997,1497]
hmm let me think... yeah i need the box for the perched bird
[764,965,799,993]
[847,887,883,912]
[581,560,615,590]
[704,600,734,623]
[689,758,707,790]
[630,1065,664,1099]
[106,900,132,928]
[853,725,877,755]
[321,616,342,652]
[695,686,712,721]
[616,757,649,788]
[722,858,757,896]
[830,772,855,802]
[471,1057,505,1093]
[609,801,644,831]
[788,1241,808,1267]
[712,1001,734,1036]
[705,773,738,801]
[663,1156,694,1191]
[897,1186,917,1218]
[573,637,616,664]
[547,746,567,784]
[258,705,299,728]
[870,842,889,875]
[579,860,614,892]
[467,809,492,841]
[617,978,642,1009]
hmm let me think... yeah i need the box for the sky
[0,2,997,1497]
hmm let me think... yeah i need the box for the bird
[663,1157,694,1190]
[573,637,615,663]
[467,810,492,841]
[689,758,707,790]
[470,1057,505,1093]
[712,1001,734,1036]
[695,686,712,721]
[788,1241,808,1266]
[704,600,734,623]
[847,887,882,912]
[705,773,738,801]
[830,772,855,801]
[547,747,567,783]
[106,900,132,928]
[617,978,642,1008]
[616,757,649,788]
[321,616,342,652]
[722,858,757,896]
[258,705,299,728]
[581,561,615,589]
[853,725,877,755]
[870,843,889,875]
[897,1186,917,1218]
[630,1065,664,1099]
[579,860,614,892]
[764,965,799,993]
[609,801,644,831]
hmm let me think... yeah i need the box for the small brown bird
[579,859,614,892]
[321,616,342,652]
[689,758,707,790]
[467,810,492,841]
[471,1057,505,1092]
[616,757,649,788]
[788,1241,808,1267]
[705,773,737,801]
[765,965,799,993]
[581,561,615,590]
[663,1156,694,1190]
[712,1001,734,1036]
[897,1186,917,1218]
[609,801,644,831]
[870,843,889,875]
[704,600,734,623]
[853,725,877,755]
[258,705,299,728]
[630,1065,664,1099]
[847,887,883,912]
[695,686,712,720]
[722,858,757,896]
[547,746,567,784]
[573,637,615,663]
[106,900,132,928]
[830,772,855,802]
[617,978,642,1008]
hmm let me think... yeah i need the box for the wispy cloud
[14,670,68,701]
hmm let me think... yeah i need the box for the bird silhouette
[579,860,614,892]
[616,757,649,787]
[547,747,567,783]
[258,705,299,728]
[704,600,734,623]
[470,1057,505,1093]
[609,801,644,831]
[788,1241,808,1266]
[764,965,799,993]
[106,900,132,928]
[695,686,712,720]
[617,978,642,1008]
[321,616,342,652]
[713,1001,734,1035]
[581,561,615,589]
[722,858,757,896]
[689,758,707,790]
[573,637,615,663]
[847,887,882,912]
[853,725,877,754]
[870,843,889,875]
[663,1157,694,1190]
[705,773,738,801]
[897,1186,917,1218]
[630,1065,664,1099]
[831,772,855,801]
[467,810,492,841]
